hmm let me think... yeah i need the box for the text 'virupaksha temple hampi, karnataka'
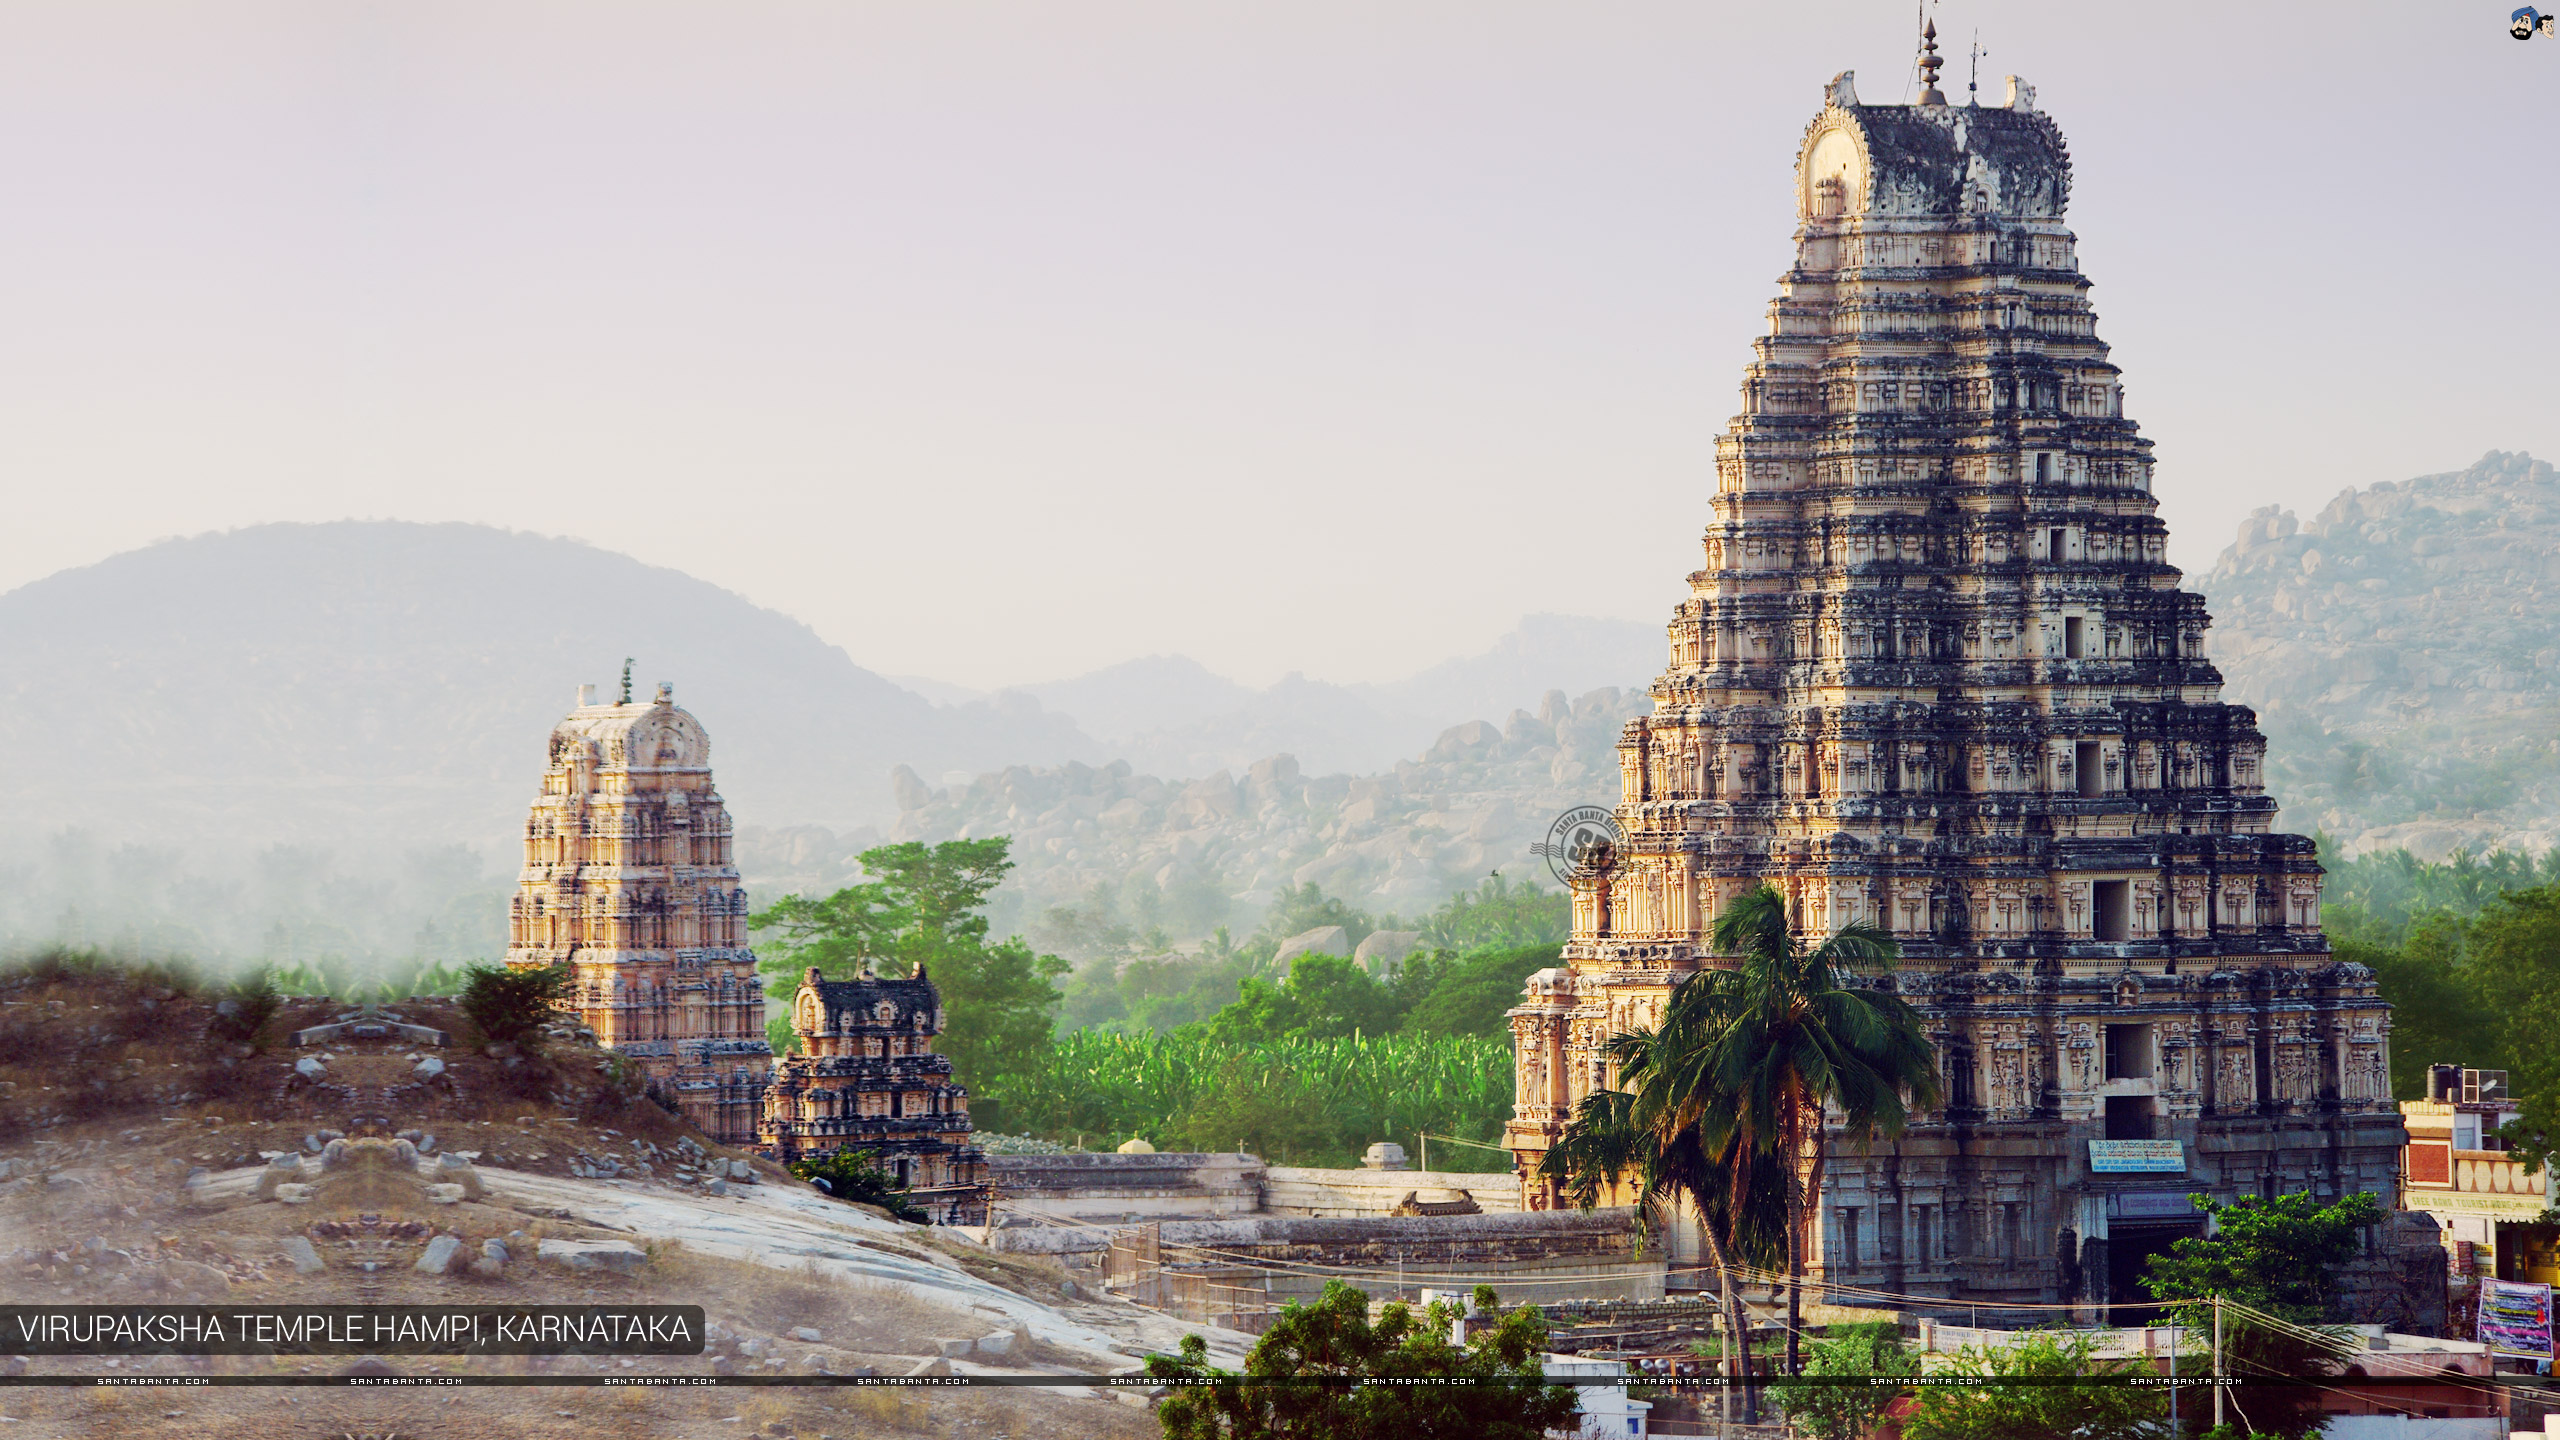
[1504,57,2411,1312]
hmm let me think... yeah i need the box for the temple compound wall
[503,682,773,1144]
[1505,56,2404,1315]
[759,965,991,1225]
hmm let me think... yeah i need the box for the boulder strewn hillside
[2201,450,2560,859]
[865,686,1653,926]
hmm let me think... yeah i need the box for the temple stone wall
[1506,52,2404,1314]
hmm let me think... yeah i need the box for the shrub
[206,974,281,1049]
[789,1148,928,1223]
[458,961,570,1049]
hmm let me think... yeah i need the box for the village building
[2399,1065,2560,1300]
[1505,39,2416,1314]
[503,677,773,1144]
[759,963,991,1225]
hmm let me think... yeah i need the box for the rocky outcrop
[870,687,1650,920]
[2202,450,2560,859]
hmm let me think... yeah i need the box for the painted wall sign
[2088,1140,2186,1173]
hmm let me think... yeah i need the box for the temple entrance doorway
[2105,1221,2204,1322]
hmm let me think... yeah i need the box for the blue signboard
[2088,1140,2186,1173]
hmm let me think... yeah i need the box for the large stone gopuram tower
[505,678,774,1144]
[1505,53,2403,1311]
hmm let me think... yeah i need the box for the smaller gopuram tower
[504,677,773,1144]
[761,964,990,1225]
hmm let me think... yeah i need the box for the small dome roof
[1115,1138,1157,1155]
[549,684,710,771]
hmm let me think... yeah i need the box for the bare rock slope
[2200,450,2560,859]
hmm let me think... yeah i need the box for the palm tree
[1670,884,1941,1377]
[1541,1051,1788,1421]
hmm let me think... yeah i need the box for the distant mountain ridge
[0,520,1672,964]
[1003,613,1663,779]
[0,520,1106,852]
[2200,449,2560,860]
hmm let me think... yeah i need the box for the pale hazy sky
[0,2,2549,689]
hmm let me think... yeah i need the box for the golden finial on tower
[1917,16,1947,105]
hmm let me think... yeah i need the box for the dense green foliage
[204,972,281,1049]
[1046,875,1564,1037]
[2139,1191,2379,1439]
[1055,938,1258,1035]
[1414,872,1569,951]
[1900,1330,2168,1440]
[2140,1190,2382,1322]
[2320,842,2560,944]
[1204,953,1406,1043]
[988,1029,1512,1166]
[457,960,569,1049]
[751,838,1069,1099]
[755,848,1550,1161]
[787,1147,926,1223]
[1189,943,1560,1046]
[1769,1323,1915,1440]
[1144,1280,1574,1440]
[2319,845,2560,1169]
[1393,946,1564,1038]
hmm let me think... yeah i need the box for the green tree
[753,838,1016,974]
[2140,1190,2384,1321]
[1416,872,1569,951]
[1253,883,1375,954]
[2463,887,2560,1161]
[751,838,1069,1107]
[1901,1330,2169,1440]
[2340,931,2471,1099]
[1143,1280,1574,1440]
[787,1148,925,1223]
[1201,953,1399,1044]
[1676,885,1940,1376]
[2140,1190,2380,1439]
[1396,944,1562,1038]
[1159,1055,1342,1162]
[457,960,570,1049]
[1769,1322,1915,1440]
[206,973,281,1049]
[1541,1084,1786,1421]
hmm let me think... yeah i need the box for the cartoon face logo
[2518,6,2543,39]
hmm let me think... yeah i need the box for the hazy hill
[1001,613,1662,779]
[0,521,1667,965]
[846,687,1654,939]
[0,519,1103,851]
[2201,450,2560,860]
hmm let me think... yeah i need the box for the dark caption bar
[2,1375,2548,1389]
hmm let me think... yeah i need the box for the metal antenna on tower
[1970,31,1986,105]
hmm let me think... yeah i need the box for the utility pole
[2212,1295,2225,1431]
[2168,1320,2178,1430]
